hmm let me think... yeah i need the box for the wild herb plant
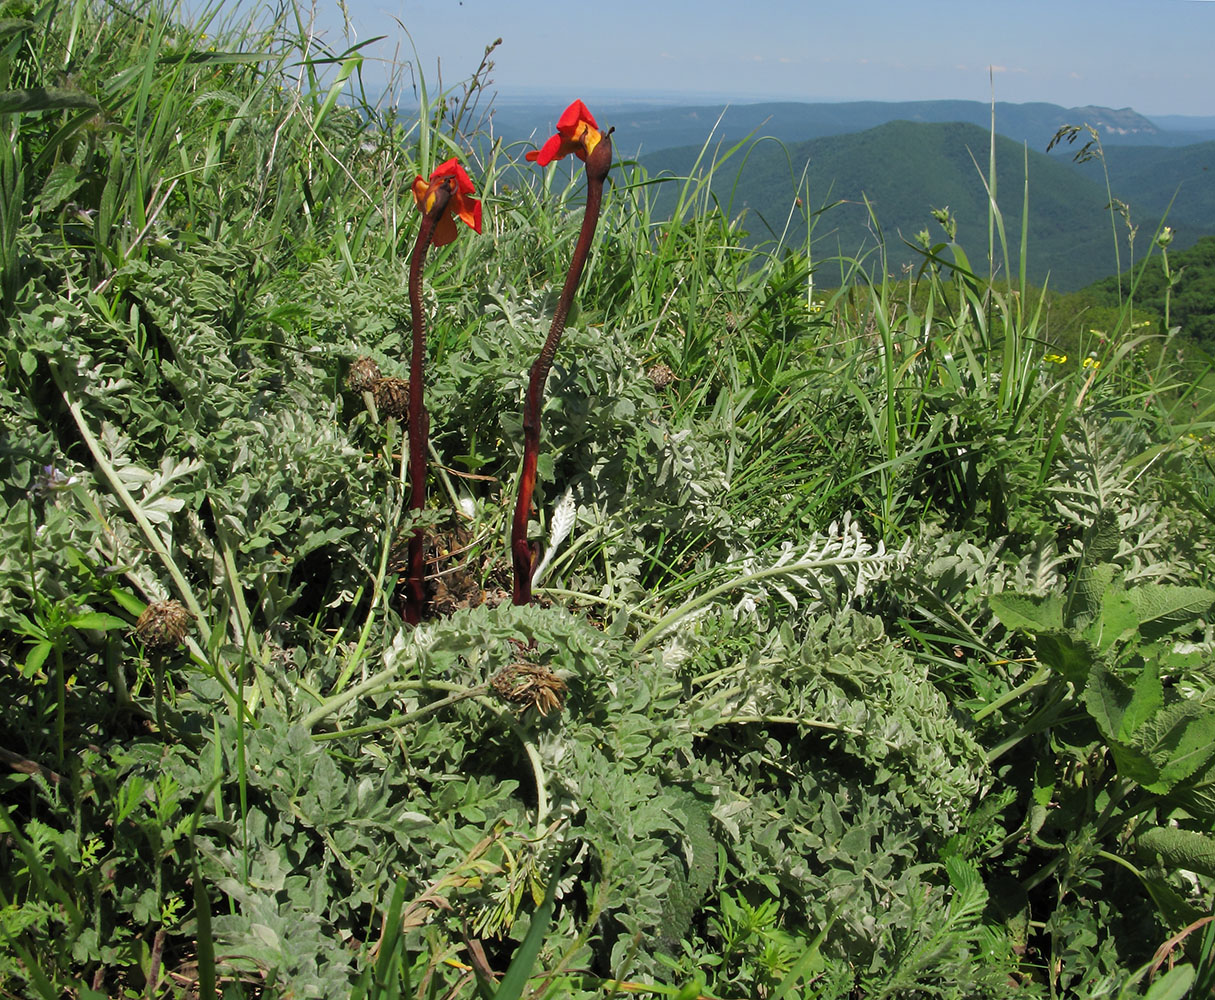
[2,0,1215,997]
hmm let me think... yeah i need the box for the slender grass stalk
[513,125,613,605]
[309,683,489,741]
[51,368,209,645]
[489,851,566,1000]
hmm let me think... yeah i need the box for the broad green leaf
[1132,701,1215,792]
[110,589,148,617]
[1128,585,1215,641]
[1083,660,1161,744]
[1136,826,1215,879]
[1031,757,1055,808]
[1108,741,1163,788]
[1087,585,1138,653]
[10,611,48,640]
[1169,771,1215,826]
[1034,630,1096,686]
[1125,657,1164,735]
[1137,872,1203,932]
[0,17,35,38]
[1138,965,1195,1000]
[22,640,53,679]
[67,611,129,632]
[672,976,708,1000]
[1155,719,1215,792]
[987,592,1064,633]
[37,163,85,213]
[1066,561,1117,632]
[1084,508,1123,565]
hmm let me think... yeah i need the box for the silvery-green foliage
[531,487,577,585]
[674,689,998,991]
[648,608,998,989]
[759,610,985,829]
[728,512,908,617]
[1,238,388,636]
[430,287,736,599]
[1049,415,1188,584]
[95,424,200,528]
[891,519,1068,650]
[653,513,908,673]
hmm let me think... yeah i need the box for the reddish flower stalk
[405,159,482,624]
[512,102,613,605]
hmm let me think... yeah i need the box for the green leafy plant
[3,0,1215,996]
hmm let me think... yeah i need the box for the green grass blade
[491,858,563,1000]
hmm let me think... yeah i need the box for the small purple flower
[30,464,79,499]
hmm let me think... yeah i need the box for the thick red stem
[404,180,454,624]
[512,134,613,605]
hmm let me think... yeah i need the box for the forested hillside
[640,120,1180,290]
[1079,234,1215,347]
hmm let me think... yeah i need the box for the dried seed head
[346,356,382,393]
[136,600,194,649]
[372,376,410,421]
[491,662,568,717]
[647,363,675,390]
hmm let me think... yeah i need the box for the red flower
[411,158,483,247]
[526,100,604,166]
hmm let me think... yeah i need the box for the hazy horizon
[482,89,1215,128]
[225,0,1215,119]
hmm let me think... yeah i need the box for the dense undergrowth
[4,1,1215,998]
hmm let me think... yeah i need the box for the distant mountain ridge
[1149,114,1215,140]
[479,97,1215,290]
[489,98,1203,157]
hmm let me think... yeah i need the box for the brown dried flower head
[491,662,568,717]
[346,356,382,393]
[136,599,195,649]
[372,376,410,421]
[647,363,675,390]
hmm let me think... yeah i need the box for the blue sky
[281,0,1215,117]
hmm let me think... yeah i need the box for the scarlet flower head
[526,100,605,166]
[412,157,483,247]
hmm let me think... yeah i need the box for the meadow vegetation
[4,1,1215,997]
